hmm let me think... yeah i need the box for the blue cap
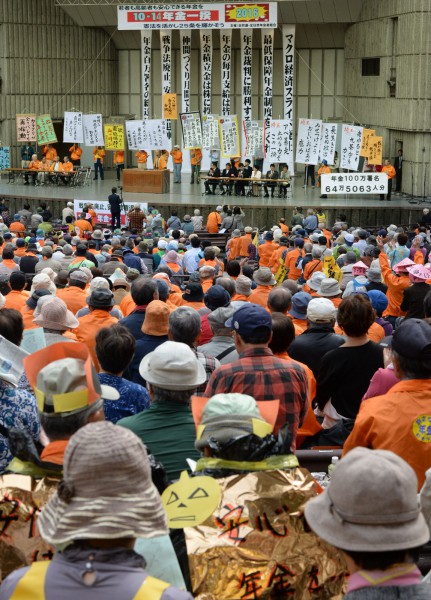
[265,231,274,241]
[13,214,21,221]
[322,160,328,166]
[3,233,12,239]
[367,290,388,315]
[294,238,305,247]
[225,304,272,337]
[296,228,306,237]
[289,292,312,320]
[28,237,37,244]
[204,285,231,311]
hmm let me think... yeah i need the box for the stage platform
[0,170,429,229]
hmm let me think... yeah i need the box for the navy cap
[16,238,25,247]
[225,304,272,337]
[367,290,388,315]
[3,233,12,240]
[289,292,312,319]
[28,237,37,244]
[391,318,431,359]
[296,228,306,237]
[265,231,274,241]
[204,285,231,311]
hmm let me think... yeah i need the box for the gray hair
[304,243,313,254]
[150,385,191,405]
[40,399,104,441]
[268,288,292,313]
[169,306,200,346]
[311,247,322,259]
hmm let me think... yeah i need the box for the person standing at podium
[170,145,183,183]
[108,187,122,230]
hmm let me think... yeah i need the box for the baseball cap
[344,233,354,244]
[306,298,337,323]
[225,304,272,337]
[390,318,431,360]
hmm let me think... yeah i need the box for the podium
[123,169,170,194]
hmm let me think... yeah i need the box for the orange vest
[258,241,279,268]
[206,212,221,234]
[114,151,125,164]
[69,145,83,160]
[75,310,118,371]
[170,149,183,164]
[136,151,148,163]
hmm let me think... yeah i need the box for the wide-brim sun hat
[33,297,79,331]
[307,271,326,291]
[304,447,429,552]
[318,277,342,297]
[253,268,276,287]
[37,421,168,545]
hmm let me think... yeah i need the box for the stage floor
[0,170,424,211]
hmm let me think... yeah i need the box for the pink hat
[393,258,415,273]
[408,264,431,283]
[352,261,368,276]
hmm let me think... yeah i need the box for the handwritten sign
[244,120,264,158]
[321,172,388,195]
[180,112,203,149]
[267,119,293,170]
[73,199,147,227]
[219,115,240,158]
[125,119,169,151]
[319,123,338,165]
[36,115,57,145]
[360,128,376,157]
[0,147,11,170]
[63,112,83,143]
[295,118,322,165]
[16,115,37,143]
[163,93,178,119]
[340,125,363,171]
[202,115,220,149]
[83,114,104,147]
[367,135,383,166]
[103,124,125,150]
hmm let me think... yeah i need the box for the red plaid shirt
[127,209,146,231]
[204,347,308,451]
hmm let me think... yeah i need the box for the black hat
[182,282,204,303]
[391,319,431,360]
[88,289,115,308]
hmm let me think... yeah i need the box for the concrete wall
[343,0,431,196]
[0,0,118,165]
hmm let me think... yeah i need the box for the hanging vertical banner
[360,128,376,157]
[319,123,338,165]
[202,115,221,150]
[261,29,274,171]
[141,32,152,119]
[244,120,264,158]
[340,124,363,171]
[295,118,322,165]
[240,29,253,159]
[282,25,295,172]
[160,30,173,167]
[104,124,125,150]
[63,112,83,143]
[180,113,203,149]
[220,30,232,117]
[0,147,11,170]
[180,30,192,172]
[266,119,293,165]
[83,114,104,147]
[219,115,240,158]
[16,114,37,143]
[200,30,213,170]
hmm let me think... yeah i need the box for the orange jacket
[190,148,202,165]
[382,164,396,179]
[318,165,331,177]
[227,237,242,260]
[136,151,148,164]
[335,320,385,343]
[49,161,63,172]
[56,286,88,316]
[170,149,183,164]
[279,223,289,235]
[119,294,135,317]
[93,148,106,163]
[114,151,125,165]
[238,234,252,257]
[181,300,205,311]
[43,147,57,161]
[343,379,431,489]
[206,211,221,234]
[62,161,74,173]
[284,248,303,280]
[379,252,410,317]
[4,290,28,312]
[9,222,26,237]
[28,160,41,171]
[258,241,279,268]
[303,259,323,281]
[69,145,82,161]
[158,154,168,169]
[249,285,272,309]
[75,309,118,371]
[269,246,288,274]
[74,219,93,237]
[201,279,213,294]
[20,307,37,331]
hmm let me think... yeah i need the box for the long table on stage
[123,168,170,194]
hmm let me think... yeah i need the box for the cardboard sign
[104,124,125,150]
[16,114,37,143]
[163,93,178,120]
[360,128,376,157]
[367,135,383,166]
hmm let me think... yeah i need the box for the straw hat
[33,297,79,331]
[37,421,168,545]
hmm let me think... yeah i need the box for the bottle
[328,456,339,477]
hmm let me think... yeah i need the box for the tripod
[118,186,128,228]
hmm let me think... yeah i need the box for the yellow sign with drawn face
[412,414,431,443]
[161,471,221,529]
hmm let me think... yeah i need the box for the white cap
[306,298,337,323]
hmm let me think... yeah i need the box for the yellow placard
[103,124,125,150]
[323,256,343,283]
[360,128,375,157]
[367,135,383,165]
[163,93,178,120]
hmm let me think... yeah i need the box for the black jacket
[288,325,345,378]
[401,282,431,319]
[108,193,121,214]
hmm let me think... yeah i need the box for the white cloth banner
[63,112,83,143]
[180,31,192,172]
[295,118,322,165]
[262,29,274,172]
[220,30,232,117]
[83,114,104,146]
[141,32,152,119]
[267,119,294,170]
[321,172,388,195]
[244,121,264,158]
[126,119,170,150]
[160,31,173,167]
[340,124,363,171]
[74,200,147,227]
[200,30,212,171]
[319,123,338,165]
[219,115,240,158]
[240,29,253,159]
[181,112,203,149]
[125,120,145,150]
[202,115,220,149]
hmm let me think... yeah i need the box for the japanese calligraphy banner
[180,31,192,172]
[240,29,253,158]
[83,114,104,147]
[200,30,213,170]
[16,114,37,143]
[262,29,274,171]
[360,128,376,157]
[36,115,57,145]
[141,31,152,119]
[180,112,203,150]
[202,115,220,149]
[0,147,11,170]
[244,120,264,158]
[63,112,83,143]
[282,25,295,121]
[185,469,346,598]
[103,124,125,150]
[125,120,145,150]
[319,123,338,165]
[321,172,388,195]
[144,119,170,149]
[295,118,322,165]
[162,94,178,120]
[220,30,232,117]
[367,135,383,166]
[74,200,147,226]
[160,30,173,167]
[266,119,294,171]
[219,115,240,158]
[340,124,363,171]
[118,4,278,30]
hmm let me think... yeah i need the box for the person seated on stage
[48,156,63,184]
[135,149,148,169]
[279,165,291,198]
[60,156,74,185]
[238,158,253,197]
[204,162,221,195]
[37,156,50,185]
[250,164,262,197]
[220,162,238,196]
[158,150,169,170]
[264,163,279,198]
[24,154,40,185]
[235,163,245,196]
[69,143,82,166]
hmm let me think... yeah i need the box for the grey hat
[318,277,342,297]
[235,275,252,296]
[208,306,236,328]
[92,230,104,240]
[88,288,115,308]
[232,229,241,238]
[304,447,429,552]
[366,267,382,283]
[253,267,276,287]
[62,244,73,256]
[307,271,326,292]
[69,269,87,284]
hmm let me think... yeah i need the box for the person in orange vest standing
[135,149,148,169]
[158,150,168,170]
[69,144,83,167]
[93,146,106,181]
[170,144,183,183]
[190,147,202,184]
[380,159,396,201]
[318,160,331,198]
[114,150,125,181]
